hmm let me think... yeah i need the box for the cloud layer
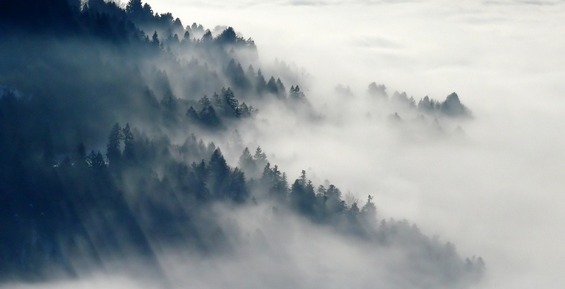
[144,1,565,288]
[2,0,563,288]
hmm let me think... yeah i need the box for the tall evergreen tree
[290,170,316,216]
[227,168,248,203]
[122,123,135,163]
[256,69,267,95]
[276,78,287,98]
[106,123,123,168]
[208,148,230,198]
[267,76,278,95]
[126,0,143,14]
[361,195,377,220]
[254,146,267,169]
[238,147,257,178]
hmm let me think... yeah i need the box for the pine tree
[290,170,316,216]
[238,147,257,177]
[198,95,211,108]
[151,31,160,47]
[199,106,222,128]
[361,195,377,220]
[126,0,143,15]
[223,88,240,117]
[106,123,123,168]
[186,106,199,120]
[228,168,248,203]
[267,76,278,95]
[208,148,230,198]
[256,69,267,95]
[289,85,306,101]
[122,123,135,164]
[254,146,267,169]
[88,150,106,169]
[325,184,345,215]
[276,78,287,98]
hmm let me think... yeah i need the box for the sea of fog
[148,1,565,288]
[7,0,564,288]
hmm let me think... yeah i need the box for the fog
[147,0,565,288]
[2,0,564,288]
[2,201,480,289]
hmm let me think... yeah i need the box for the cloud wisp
[145,1,565,288]
[1,0,564,288]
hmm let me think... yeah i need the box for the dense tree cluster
[0,0,483,287]
[0,112,485,283]
[186,88,256,128]
[0,0,309,150]
[367,82,472,118]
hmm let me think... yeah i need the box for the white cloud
[13,0,563,288]
[146,0,565,287]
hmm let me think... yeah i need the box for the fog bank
[147,1,565,288]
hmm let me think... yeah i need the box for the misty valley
[1,0,485,288]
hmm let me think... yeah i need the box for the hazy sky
[142,1,565,288]
[6,1,564,288]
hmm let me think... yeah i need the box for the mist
[1,201,481,289]
[148,0,565,288]
[1,0,564,288]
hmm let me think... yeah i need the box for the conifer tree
[106,123,123,167]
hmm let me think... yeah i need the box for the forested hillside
[0,1,483,288]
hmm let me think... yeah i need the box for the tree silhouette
[267,76,279,95]
[0,2,483,285]
[238,147,257,177]
[289,85,306,101]
[106,123,123,168]
[122,123,135,164]
[208,148,230,198]
[254,146,268,169]
[256,69,267,95]
[290,170,316,216]
[361,195,377,220]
